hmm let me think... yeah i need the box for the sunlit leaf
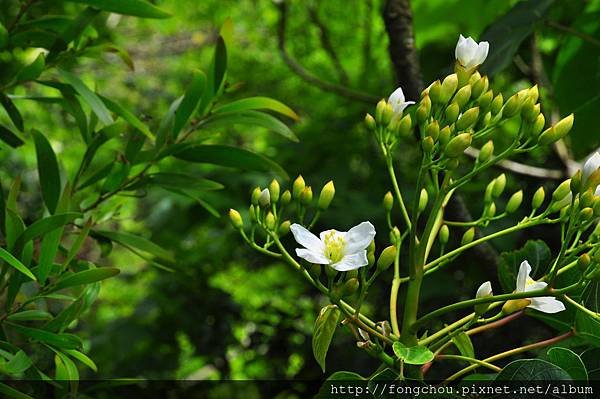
[65,0,171,19]
[59,69,113,125]
[547,347,587,381]
[392,342,434,365]
[92,230,174,262]
[172,70,206,139]
[214,97,299,120]
[51,267,120,292]
[312,305,341,372]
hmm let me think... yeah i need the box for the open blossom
[388,86,415,114]
[455,35,489,69]
[476,281,493,298]
[515,260,565,314]
[290,222,375,271]
[582,152,600,183]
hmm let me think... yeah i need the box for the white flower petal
[290,223,324,252]
[455,35,488,68]
[528,296,566,314]
[393,101,415,114]
[524,280,547,293]
[473,41,489,67]
[343,221,376,254]
[295,248,329,265]
[331,251,369,271]
[516,260,531,292]
[389,87,406,104]
[582,152,600,182]
[476,281,493,298]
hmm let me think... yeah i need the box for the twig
[8,0,37,31]
[464,147,565,179]
[546,20,600,48]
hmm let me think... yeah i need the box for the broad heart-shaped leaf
[214,97,299,121]
[315,371,365,399]
[392,342,434,365]
[480,0,555,77]
[174,144,288,179]
[91,230,174,262]
[497,240,551,292]
[65,0,171,18]
[581,348,600,380]
[312,305,341,372]
[203,110,299,142]
[59,69,113,125]
[547,347,587,381]
[50,267,119,292]
[0,125,25,148]
[581,280,600,313]
[451,332,475,358]
[495,359,571,381]
[32,129,61,214]
[172,70,206,139]
[575,310,600,347]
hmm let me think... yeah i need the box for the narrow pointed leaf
[0,125,25,148]
[65,0,171,19]
[32,130,61,214]
[214,97,299,120]
[51,267,119,292]
[6,323,80,349]
[0,94,24,131]
[92,230,174,262]
[204,110,298,142]
[100,95,153,141]
[312,305,341,372]
[0,247,35,280]
[172,70,206,138]
[59,69,113,125]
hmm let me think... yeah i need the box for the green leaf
[498,240,551,292]
[7,310,53,322]
[581,348,600,380]
[54,352,79,381]
[0,247,36,280]
[214,97,299,120]
[0,125,25,148]
[51,267,120,292]
[65,0,171,19]
[480,0,555,76]
[101,159,130,193]
[32,129,61,214]
[204,110,298,142]
[100,95,153,141]
[155,96,182,150]
[392,342,434,365]
[0,383,34,399]
[312,305,341,372]
[15,53,45,83]
[6,323,80,349]
[5,350,32,374]
[575,310,600,347]
[59,69,113,125]
[158,187,220,219]
[16,213,81,248]
[174,144,288,179]
[37,229,62,284]
[315,371,365,399]
[495,359,571,381]
[141,173,224,191]
[547,347,588,381]
[63,349,97,372]
[172,70,206,139]
[451,332,475,358]
[92,230,174,262]
[202,36,227,105]
[0,94,24,132]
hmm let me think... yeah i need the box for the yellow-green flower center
[323,231,345,263]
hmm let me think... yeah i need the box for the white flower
[455,34,489,69]
[515,260,565,314]
[290,221,376,271]
[388,86,415,114]
[258,188,270,207]
[476,281,493,298]
[582,152,600,183]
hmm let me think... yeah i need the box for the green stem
[436,354,501,373]
[385,155,411,230]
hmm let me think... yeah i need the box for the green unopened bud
[445,133,472,158]
[259,188,271,207]
[300,186,313,205]
[383,191,394,212]
[418,188,429,212]
[447,158,460,170]
[528,85,539,103]
[578,253,591,271]
[594,197,600,216]
[445,102,460,123]
[479,111,492,129]
[367,252,376,267]
[281,190,292,205]
[502,298,531,315]
[248,205,257,224]
[228,209,243,229]
[461,227,475,245]
[278,220,291,236]
[492,174,506,198]
[397,114,412,136]
[416,95,432,124]
[503,93,521,118]
[368,239,375,255]
[478,90,494,112]
[468,71,481,86]
[552,179,572,202]
[453,85,471,109]
[318,180,335,210]
[422,136,435,153]
[346,270,358,280]
[580,207,594,221]
[390,227,401,245]
[526,104,540,123]
[265,212,276,230]
[377,245,397,271]
[251,187,261,205]
[439,224,449,245]
[375,99,387,124]
[581,188,594,208]
[520,98,535,121]
[429,80,442,103]
[485,202,497,218]
[484,181,495,203]
[293,175,306,199]
[269,179,280,203]
[382,103,394,126]
[425,121,440,141]
[478,140,494,163]
[538,127,560,146]
[471,76,488,99]
[341,278,360,297]
[506,190,523,213]
[532,113,545,136]
[439,126,452,147]
[440,73,459,103]
[456,107,479,130]
[491,93,503,115]
[554,114,574,139]
[365,113,376,130]
[532,187,545,209]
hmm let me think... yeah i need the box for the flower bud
[485,202,497,218]
[341,278,360,297]
[471,76,488,99]
[479,111,492,129]
[553,113,574,139]
[502,298,531,315]
[375,99,387,124]
[445,133,472,158]
[445,102,460,123]
[418,188,429,212]
[228,209,243,229]
[538,127,560,146]
[251,187,261,205]
[503,93,521,118]
[365,113,376,130]
[377,245,397,271]
[438,126,452,147]
[526,104,540,123]
[447,158,460,170]
[532,187,545,209]
[259,188,271,207]
[581,188,594,208]
[440,73,459,103]
[478,140,494,163]
[439,224,449,245]
[506,190,523,213]
[278,220,291,236]
[594,197,600,217]
[484,180,495,203]
[383,191,394,212]
[390,227,400,245]
[492,174,506,198]
[478,90,494,112]
[293,175,305,199]
[269,179,280,203]
[397,114,412,136]
[325,265,338,279]
[456,107,479,130]
[578,253,591,271]
[468,71,482,85]
[528,85,539,103]
[346,270,358,280]
[368,239,375,255]
[265,212,276,230]
[281,190,292,205]
[520,98,535,121]
[491,93,503,115]
[382,103,394,126]
[580,207,594,221]
[425,121,440,141]
[453,85,471,109]
[416,95,432,124]
[474,281,493,315]
[300,186,313,205]
[552,179,572,202]
[422,136,435,153]
[429,80,442,103]
[318,180,335,210]
[461,227,475,245]
[532,113,545,136]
